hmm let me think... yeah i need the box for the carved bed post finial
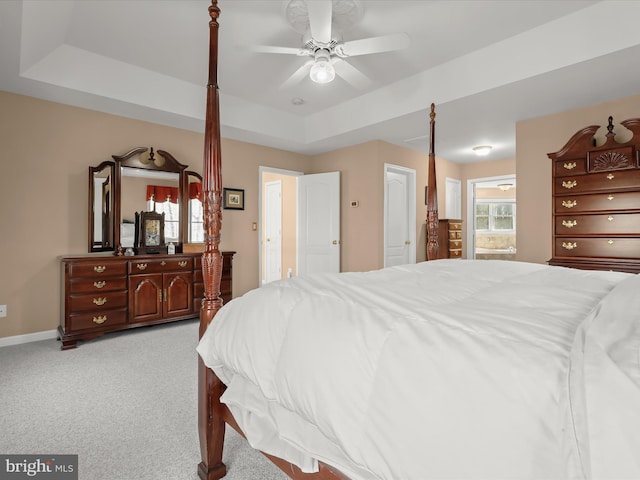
[426,103,439,260]
[198,2,227,480]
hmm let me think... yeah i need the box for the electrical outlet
[0,305,6,318]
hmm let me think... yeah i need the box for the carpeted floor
[0,319,288,480]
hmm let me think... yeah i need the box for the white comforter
[197,260,640,480]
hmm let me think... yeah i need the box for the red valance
[146,185,179,204]
[189,182,202,200]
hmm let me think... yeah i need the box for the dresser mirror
[88,147,203,253]
[88,161,116,251]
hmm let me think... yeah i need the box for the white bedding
[196,259,640,480]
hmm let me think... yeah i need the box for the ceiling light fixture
[472,145,492,156]
[309,50,335,84]
[497,183,513,191]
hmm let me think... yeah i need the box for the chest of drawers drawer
[69,291,128,312]
[68,308,128,331]
[555,213,640,235]
[129,257,193,274]
[555,237,640,259]
[555,169,640,194]
[69,277,127,294]
[554,191,640,213]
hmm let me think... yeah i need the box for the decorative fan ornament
[253,0,410,88]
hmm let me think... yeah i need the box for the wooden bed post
[426,103,439,260]
[198,2,227,479]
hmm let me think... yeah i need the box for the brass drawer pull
[178,261,188,267]
[93,297,107,306]
[94,281,106,289]
[608,240,614,245]
[561,220,577,228]
[562,180,577,189]
[92,315,107,324]
[606,173,615,180]
[607,216,614,221]
[562,200,577,208]
[94,265,106,273]
[136,263,148,270]
[562,242,577,250]
[161,261,167,266]
[563,162,577,170]
[607,195,614,200]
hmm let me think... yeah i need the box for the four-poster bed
[196,2,640,480]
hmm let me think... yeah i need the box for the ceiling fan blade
[338,33,410,57]
[333,59,371,89]
[280,61,313,90]
[307,0,333,45]
[251,45,311,56]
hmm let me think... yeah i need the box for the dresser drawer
[129,257,193,274]
[68,308,127,331]
[448,231,462,240]
[449,248,462,258]
[554,158,587,177]
[555,169,640,194]
[69,261,127,277]
[69,291,128,312]
[554,191,640,213]
[555,237,640,259]
[556,213,640,235]
[69,276,127,294]
[449,240,462,249]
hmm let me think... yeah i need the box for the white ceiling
[2,0,640,164]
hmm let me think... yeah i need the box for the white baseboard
[0,329,58,348]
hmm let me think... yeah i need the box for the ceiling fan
[252,0,410,89]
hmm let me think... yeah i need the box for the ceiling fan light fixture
[309,50,335,84]
[497,183,513,191]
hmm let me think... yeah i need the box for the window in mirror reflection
[146,185,180,244]
[189,182,204,243]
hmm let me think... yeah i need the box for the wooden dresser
[60,251,234,349]
[436,219,463,259]
[548,116,640,273]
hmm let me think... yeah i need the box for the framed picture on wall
[223,188,244,210]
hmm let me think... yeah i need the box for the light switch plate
[0,305,6,318]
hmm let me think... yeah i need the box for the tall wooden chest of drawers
[548,116,640,273]
[436,219,463,259]
[60,251,234,349]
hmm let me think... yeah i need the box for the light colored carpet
[0,320,288,480]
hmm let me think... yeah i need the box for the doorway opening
[259,167,341,284]
[466,175,516,260]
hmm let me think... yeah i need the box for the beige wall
[0,91,310,339]
[3,89,639,340]
[311,140,459,271]
[516,93,640,264]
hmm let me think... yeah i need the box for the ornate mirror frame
[88,161,116,252]
[88,147,201,253]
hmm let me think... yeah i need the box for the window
[475,200,515,232]
[146,185,180,243]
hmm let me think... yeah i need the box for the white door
[446,177,462,219]
[384,164,416,267]
[297,172,340,275]
[264,180,282,284]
